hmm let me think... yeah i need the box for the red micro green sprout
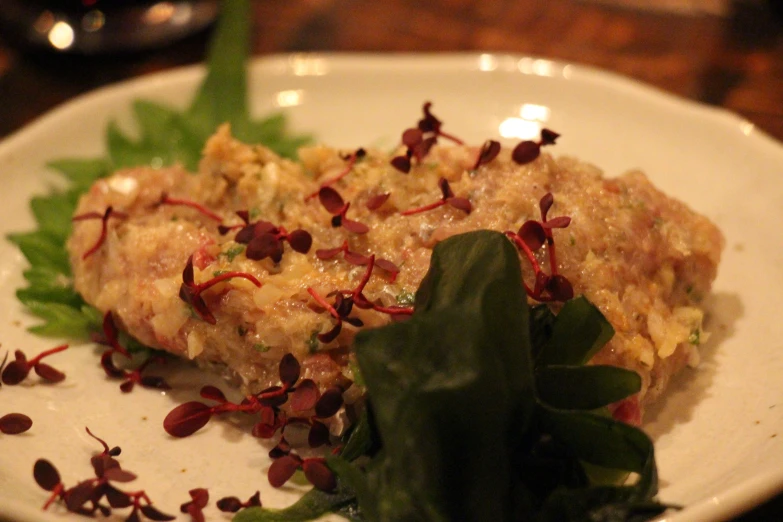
[268,454,337,492]
[318,187,370,234]
[505,192,574,302]
[221,211,312,263]
[34,427,175,521]
[308,256,412,343]
[0,412,33,435]
[305,148,367,200]
[511,128,560,165]
[401,177,471,216]
[315,240,400,282]
[391,102,464,173]
[178,254,262,324]
[366,192,391,211]
[97,312,171,393]
[163,354,349,479]
[472,139,501,170]
[71,206,128,259]
[216,491,261,513]
[180,488,209,522]
[158,192,223,222]
[1,344,68,385]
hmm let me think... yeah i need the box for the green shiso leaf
[536,295,614,366]
[8,0,310,339]
[7,231,71,274]
[535,365,642,410]
[20,301,101,339]
[350,230,535,522]
[47,158,111,187]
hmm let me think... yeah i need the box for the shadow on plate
[643,290,744,439]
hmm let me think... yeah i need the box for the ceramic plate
[1,54,782,522]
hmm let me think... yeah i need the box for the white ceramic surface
[0,53,781,521]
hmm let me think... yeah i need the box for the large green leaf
[537,296,614,367]
[351,230,535,521]
[536,365,641,410]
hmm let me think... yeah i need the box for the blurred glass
[0,1,220,54]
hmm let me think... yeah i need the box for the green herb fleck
[253,343,270,353]
[688,329,701,345]
[395,290,415,306]
[220,245,245,262]
[306,331,320,353]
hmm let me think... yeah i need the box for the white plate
[1,53,782,522]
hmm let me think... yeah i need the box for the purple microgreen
[103,467,137,483]
[216,491,261,512]
[278,353,301,388]
[390,154,412,173]
[343,249,371,265]
[401,178,471,216]
[85,426,121,456]
[418,101,464,145]
[511,128,560,165]
[540,128,560,145]
[97,313,170,393]
[0,412,33,434]
[180,488,209,522]
[391,102,465,172]
[546,274,575,301]
[305,148,366,200]
[163,402,213,438]
[1,344,68,385]
[200,385,228,403]
[318,187,346,214]
[402,128,424,146]
[302,458,337,492]
[71,206,128,259]
[341,216,370,234]
[159,193,223,222]
[287,229,313,253]
[307,421,330,448]
[289,379,319,412]
[247,233,284,262]
[506,192,574,302]
[511,140,541,165]
[316,241,348,260]
[317,188,369,234]
[519,220,547,251]
[179,254,262,324]
[105,485,132,508]
[34,459,62,491]
[268,454,302,488]
[366,192,391,210]
[242,223,312,262]
[64,479,97,512]
[315,387,344,418]
[35,430,173,520]
[216,496,243,513]
[472,139,501,170]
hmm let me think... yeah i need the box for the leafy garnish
[290,230,662,522]
[8,0,310,339]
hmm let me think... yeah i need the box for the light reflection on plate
[0,53,782,522]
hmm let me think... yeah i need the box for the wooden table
[0,1,781,520]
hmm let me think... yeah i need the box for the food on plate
[67,121,724,426]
